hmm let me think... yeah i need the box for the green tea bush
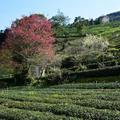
[0,105,76,120]
[51,82,120,89]
[0,98,120,119]
[0,81,120,119]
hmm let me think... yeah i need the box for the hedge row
[43,66,120,85]
[0,102,120,120]
[1,96,120,111]
[0,88,120,104]
[0,105,77,120]
[1,90,120,104]
[0,98,120,119]
[63,66,120,82]
[51,82,120,89]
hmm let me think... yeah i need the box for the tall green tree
[72,16,89,35]
[50,10,70,36]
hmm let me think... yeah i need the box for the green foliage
[83,22,120,45]
[40,66,120,85]
[0,105,75,120]
[51,80,120,89]
[72,16,89,35]
[50,10,70,37]
[0,82,120,119]
[50,10,69,26]
[57,35,110,72]
[42,71,62,85]
[63,66,120,83]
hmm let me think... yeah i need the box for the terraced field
[0,82,120,119]
[83,22,120,45]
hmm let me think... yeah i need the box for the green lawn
[0,82,120,119]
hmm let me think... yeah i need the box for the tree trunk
[41,69,46,77]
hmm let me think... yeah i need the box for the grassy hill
[55,22,120,65]
[56,22,120,54]
[83,22,120,45]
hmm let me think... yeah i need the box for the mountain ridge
[98,11,120,23]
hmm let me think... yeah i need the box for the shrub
[63,66,120,83]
